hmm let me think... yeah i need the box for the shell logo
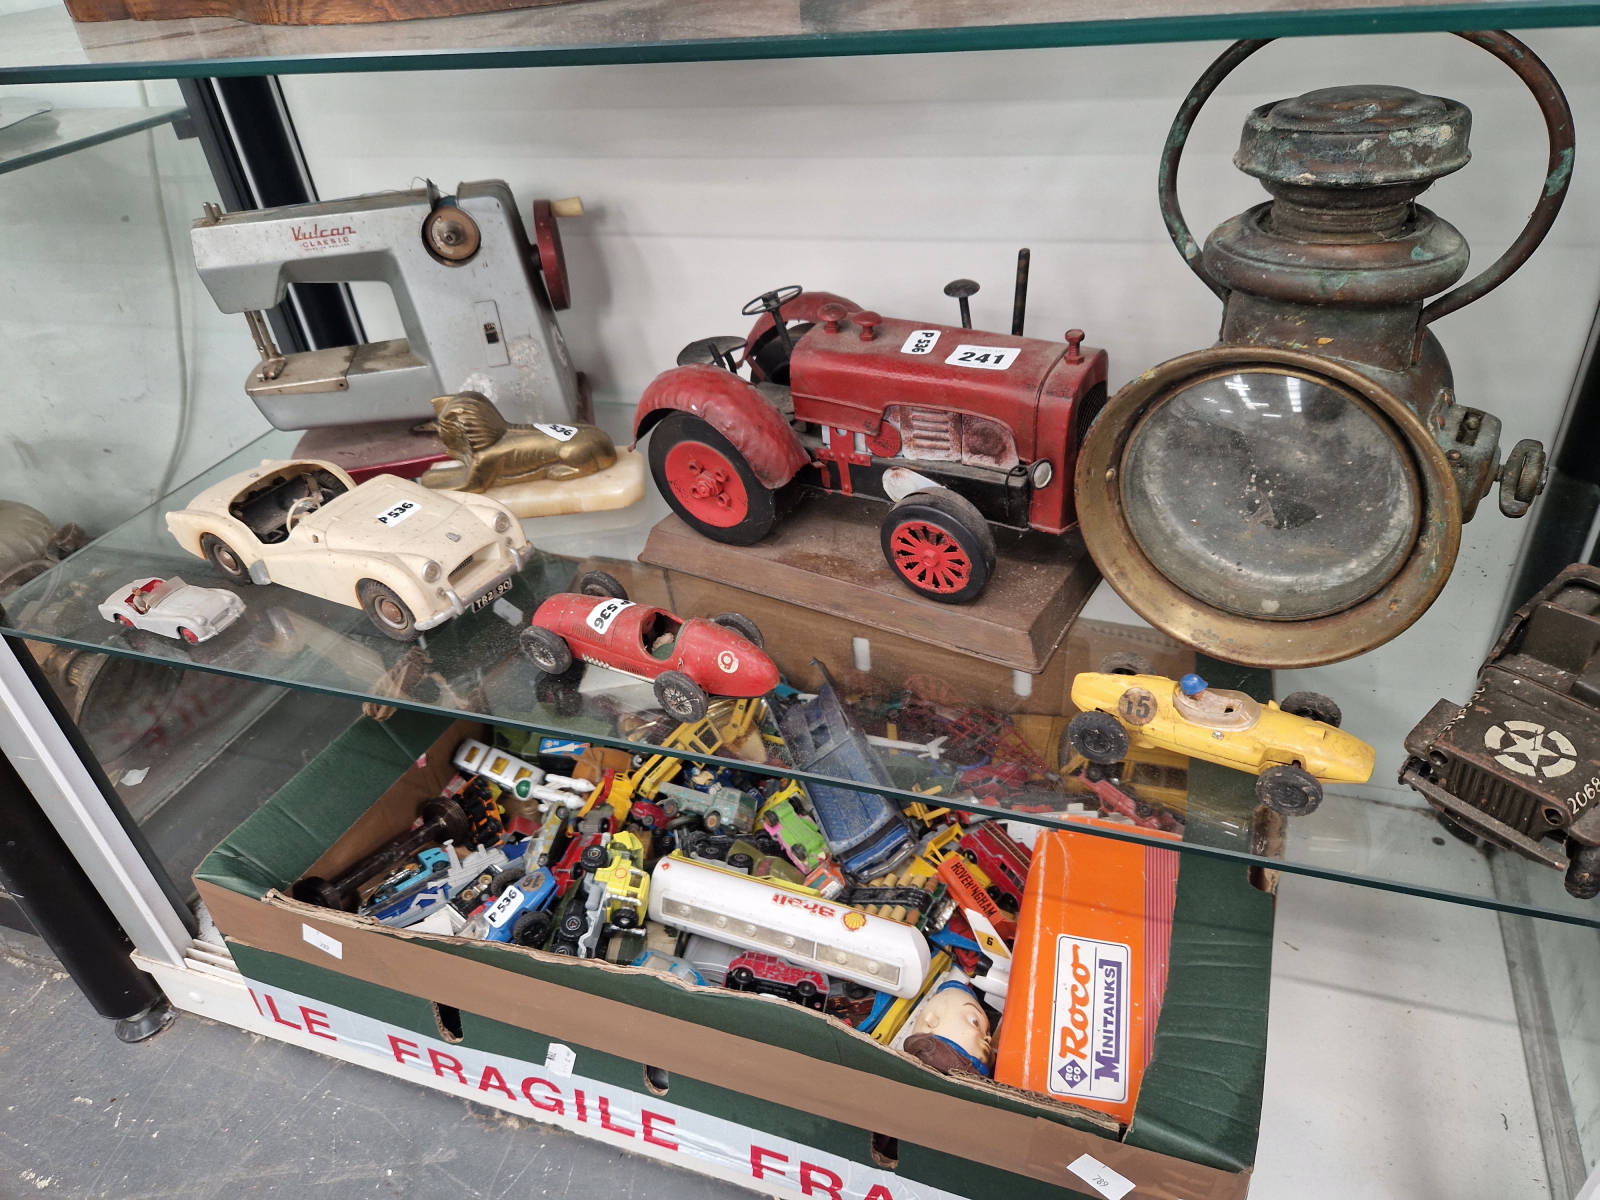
[842,911,867,931]
[717,650,739,673]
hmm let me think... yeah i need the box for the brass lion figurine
[426,392,617,493]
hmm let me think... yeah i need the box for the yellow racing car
[1065,661,1373,815]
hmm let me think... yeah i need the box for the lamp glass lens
[1122,369,1418,620]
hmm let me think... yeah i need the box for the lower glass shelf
[4,424,1597,930]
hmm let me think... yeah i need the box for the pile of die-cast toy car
[290,588,1384,1120]
[296,703,1033,1087]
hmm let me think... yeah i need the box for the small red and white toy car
[98,577,245,644]
[520,571,779,722]
[724,951,828,1010]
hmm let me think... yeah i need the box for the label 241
[945,345,1020,370]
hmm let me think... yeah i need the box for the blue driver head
[1179,673,1209,696]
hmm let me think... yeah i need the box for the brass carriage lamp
[1077,32,1573,668]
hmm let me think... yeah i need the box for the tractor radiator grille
[900,409,960,461]
[1441,757,1546,836]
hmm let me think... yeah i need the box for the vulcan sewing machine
[191,181,584,431]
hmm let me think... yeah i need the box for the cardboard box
[196,710,1273,1200]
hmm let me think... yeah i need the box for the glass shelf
[0,105,185,175]
[6,422,1600,932]
[4,0,1600,86]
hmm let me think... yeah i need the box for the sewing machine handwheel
[422,204,481,264]
[533,199,571,311]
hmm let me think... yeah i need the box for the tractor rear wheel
[650,412,779,545]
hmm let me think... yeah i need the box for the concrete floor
[0,930,744,1200]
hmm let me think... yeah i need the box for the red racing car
[520,571,779,722]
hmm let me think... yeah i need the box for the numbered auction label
[375,498,421,526]
[533,422,579,442]
[946,344,1021,370]
[900,329,941,356]
[485,884,526,929]
[586,597,634,634]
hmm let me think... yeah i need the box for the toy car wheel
[1565,842,1600,900]
[1435,809,1480,847]
[650,411,781,546]
[1279,691,1343,728]
[489,866,525,895]
[577,570,628,600]
[551,942,577,957]
[795,980,819,1001]
[654,670,709,723]
[511,910,553,947]
[1098,651,1154,676]
[880,489,997,605]
[177,627,201,645]
[520,625,574,674]
[358,580,419,641]
[534,660,586,715]
[711,612,764,649]
[201,533,251,584]
[1066,711,1131,765]
[728,967,756,989]
[702,809,722,831]
[612,909,639,930]
[579,844,610,872]
[560,912,587,938]
[1256,764,1323,815]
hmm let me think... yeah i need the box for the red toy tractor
[633,284,1108,603]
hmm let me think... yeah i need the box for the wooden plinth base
[638,493,1100,675]
[569,557,1192,722]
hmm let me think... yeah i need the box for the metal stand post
[0,750,171,1039]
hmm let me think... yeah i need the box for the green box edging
[200,711,1271,1175]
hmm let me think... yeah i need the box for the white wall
[264,30,1596,802]
[0,78,267,536]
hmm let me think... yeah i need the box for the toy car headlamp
[1078,32,1571,668]
[1080,348,1457,664]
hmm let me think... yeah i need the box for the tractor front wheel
[880,489,996,604]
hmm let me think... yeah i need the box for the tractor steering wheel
[740,285,803,319]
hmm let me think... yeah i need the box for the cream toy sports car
[165,459,532,640]
[1066,661,1373,815]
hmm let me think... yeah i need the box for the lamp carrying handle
[1157,31,1575,325]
